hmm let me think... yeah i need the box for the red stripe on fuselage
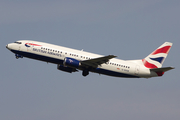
[25,43,41,46]
[142,59,158,68]
[152,46,171,55]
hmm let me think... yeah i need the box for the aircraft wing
[81,55,117,68]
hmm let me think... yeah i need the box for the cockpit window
[14,41,22,44]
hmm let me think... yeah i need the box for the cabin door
[26,43,32,52]
[135,65,140,75]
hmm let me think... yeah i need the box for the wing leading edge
[81,55,117,68]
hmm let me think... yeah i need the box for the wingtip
[109,55,117,58]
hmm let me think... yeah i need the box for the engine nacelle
[57,64,77,73]
[63,57,81,68]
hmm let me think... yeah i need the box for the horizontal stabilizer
[150,67,175,72]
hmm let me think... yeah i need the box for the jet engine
[57,64,77,73]
[63,57,81,68]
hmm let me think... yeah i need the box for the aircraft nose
[6,44,11,50]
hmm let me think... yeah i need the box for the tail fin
[142,42,173,68]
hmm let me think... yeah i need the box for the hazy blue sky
[1,0,180,120]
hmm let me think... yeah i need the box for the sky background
[1,0,180,120]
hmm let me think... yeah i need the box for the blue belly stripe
[11,50,139,78]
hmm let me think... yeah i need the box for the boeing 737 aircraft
[6,40,174,78]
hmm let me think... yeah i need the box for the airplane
[6,40,174,78]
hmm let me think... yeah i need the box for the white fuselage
[6,40,161,78]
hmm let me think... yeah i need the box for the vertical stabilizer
[142,42,173,68]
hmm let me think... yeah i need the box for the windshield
[14,41,22,44]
